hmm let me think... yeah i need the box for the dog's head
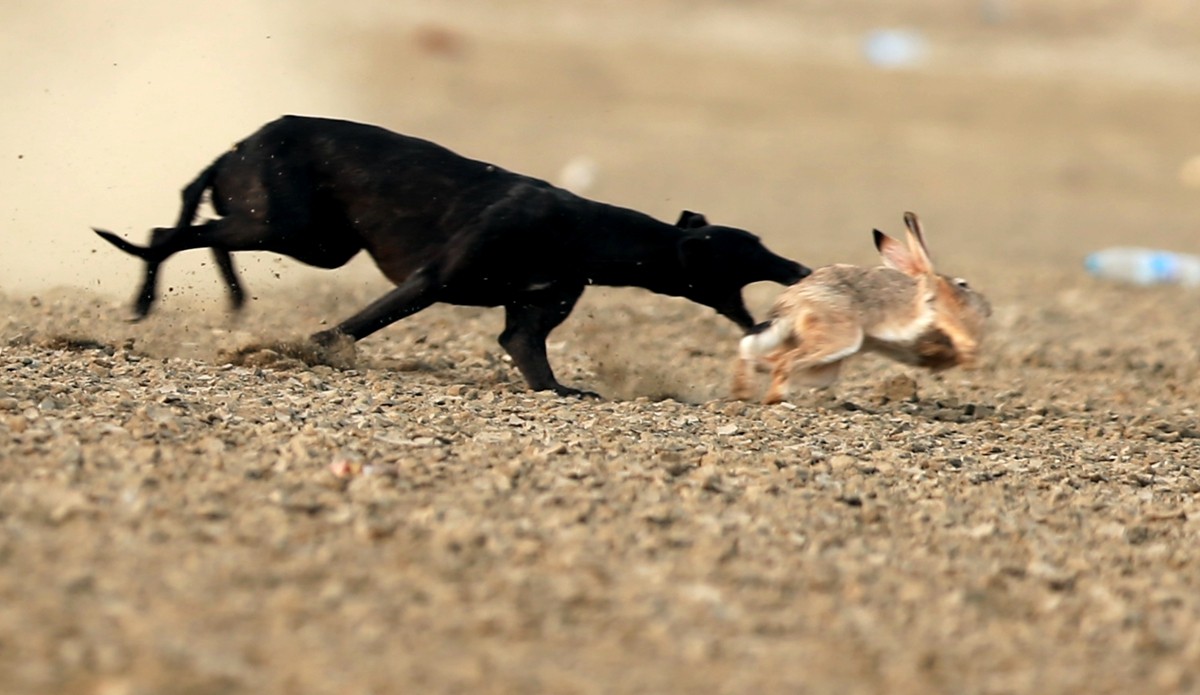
[674,210,811,330]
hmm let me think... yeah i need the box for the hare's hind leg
[763,353,798,405]
[734,320,793,402]
[762,315,863,405]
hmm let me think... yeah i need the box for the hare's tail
[739,318,794,360]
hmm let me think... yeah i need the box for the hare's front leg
[732,355,756,401]
[797,360,845,388]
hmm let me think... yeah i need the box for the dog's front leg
[499,285,595,398]
[312,268,438,344]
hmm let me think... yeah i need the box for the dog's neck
[577,204,690,295]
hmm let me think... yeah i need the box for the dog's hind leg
[95,216,272,319]
[499,284,590,397]
[132,226,183,319]
[211,250,245,312]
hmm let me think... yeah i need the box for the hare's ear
[874,229,925,276]
[901,211,934,274]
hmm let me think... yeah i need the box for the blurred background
[2,0,1198,303]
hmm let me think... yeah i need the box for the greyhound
[95,115,809,396]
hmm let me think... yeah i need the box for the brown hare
[733,212,990,405]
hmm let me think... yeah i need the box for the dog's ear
[675,210,709,229]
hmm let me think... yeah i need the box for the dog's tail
[92,156,222,260]
[93,155,236,319]
[92,227,154,258]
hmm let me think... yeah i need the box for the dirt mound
[222,335,358,371]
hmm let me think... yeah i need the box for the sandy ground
[3,2,1200,694]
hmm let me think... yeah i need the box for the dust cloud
[0,1,670,305]
[0,2,402,300]
[5,0,1199,307]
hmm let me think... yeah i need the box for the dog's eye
[954,278,970,289]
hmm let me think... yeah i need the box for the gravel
[2,269,1199,694]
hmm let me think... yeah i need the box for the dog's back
[214,116,566,283]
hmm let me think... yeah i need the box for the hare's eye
[954,278,970,289]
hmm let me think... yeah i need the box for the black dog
[95,115,809,396]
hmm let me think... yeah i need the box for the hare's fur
[733,212,989,405]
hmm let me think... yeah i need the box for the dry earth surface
[3,2,1200,694]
